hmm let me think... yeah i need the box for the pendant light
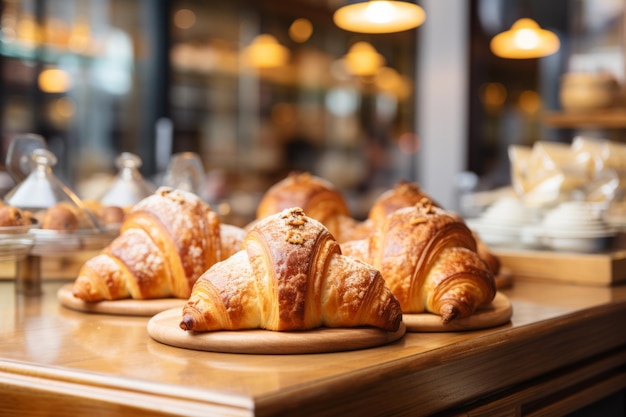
[343,41,385,76]
[490,18,560,59]
[333,0,426,34]
[242,34,290,69]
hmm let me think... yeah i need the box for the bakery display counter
[1,278,625,416]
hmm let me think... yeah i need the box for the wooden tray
[403,292,512,332]
[57,284,186,316]
[147,308,407,354]
[493,248,626,286]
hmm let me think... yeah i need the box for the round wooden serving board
[57,284,186,316]
[403,291,512,332]
[147,308,407,354]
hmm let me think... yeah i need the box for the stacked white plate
[539,202,615,252]
[466,197,536,247]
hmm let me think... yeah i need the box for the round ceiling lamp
[343,41,385,76]
[242,34,290,69]
[333,0,426,34]
[490,18,560,59]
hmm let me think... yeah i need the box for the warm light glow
[43,18,70,47]
[217,202,231,217]
[289,18,313,43]
[398,132,420,155]
[49,97,75,126]
[16,14,41,44]
[375,66,411,99]
[243,34,290,69]
[68,19,92,54]
[271,102,296,126]
[52,97,75,118]
[514,28,539,50]
[480,82,507,114]
[38,68,72,93]
[490,18,560,59]
[518,90,542,114]
[174,9,196,30]
[333,0,426,34]
[343,41,385,76]
[376,66,400,91]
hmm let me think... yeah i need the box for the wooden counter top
[1,278,626,416]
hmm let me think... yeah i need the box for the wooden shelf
[542,109,626,129]
[493,248,626,286]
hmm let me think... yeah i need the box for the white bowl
[481,197,534,227]
[466,219,523,248]
[467,197,538,247]
[520,225,545,248]
[543,201,612,235]
[543,235,613,253]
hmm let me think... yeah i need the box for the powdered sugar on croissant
[72,187,244,301]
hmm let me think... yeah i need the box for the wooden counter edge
[1,300,625,417]
[0,359,254,417]
[254,301,626,417]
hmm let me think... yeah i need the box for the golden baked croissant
[342,198,496,324]
[254,172,361,242]
[72,187,245,301]
[367,180,436,227]
[180,207,402,332]
[358,180,500,275]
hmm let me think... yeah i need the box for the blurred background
[1,0,624,225]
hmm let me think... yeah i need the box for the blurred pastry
[0,204,36,227]
[255,171,359,242]
[98,205,126,226]
[40,203,80,231]
[83,199,127,227]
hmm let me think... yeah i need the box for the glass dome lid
[100,152,155,207]
[4,133,48,183]
[3,148,101,231]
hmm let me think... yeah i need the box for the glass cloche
[99,152,155,208]
[4,148,112,255]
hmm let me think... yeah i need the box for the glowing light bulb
[514,28,540,50]
[490,18,560,59]
[365,1,394,24]
[333,1,426,34]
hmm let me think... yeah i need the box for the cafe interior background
[0,0,623,227]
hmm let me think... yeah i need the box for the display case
[166,0,418,221]
[0,0,169,191]
[1,0,420,225]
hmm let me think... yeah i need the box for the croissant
[180,207,402,332]
[359,180,500,274]
[367,180,437,228]
[342,198,496,324]
[254,172,360,242]
[72,187,245,301]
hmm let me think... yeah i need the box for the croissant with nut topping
[357,180,500,275]
[342,198,496,324]
[180,207,402,332]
